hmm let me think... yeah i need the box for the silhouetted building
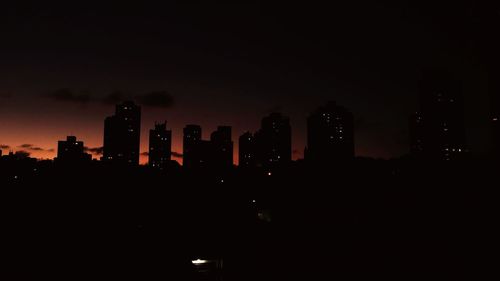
[183,125,234,169]
[305,102,354,164]
[103,101,141,165]
[409,112,424,157]
[239,132,256,168]
[491,91,500,159]
[493,115,500,159]
[255,113,292,168]
[183,124,202,168]
[57,136,91,163]
[415,71,467,161]
[149,122,172,169]
[210,126,233,168]
[0,149,2,157]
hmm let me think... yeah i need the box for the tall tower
[183,124,202,168]
[255,112,292,167]
[103,101,141,165]
[239,132,256,168]
[306,102,354,164]
[210,126,233,169]
[57,136,91,163]
[417,70,467,161]
[149,122,172,169]
[409,112,424,158]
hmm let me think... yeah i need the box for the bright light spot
[267,172,272,176]
[192,259,208,265]
[252,199,256,203]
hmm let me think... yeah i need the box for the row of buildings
[51,100,355,169]
[38,73,498,168]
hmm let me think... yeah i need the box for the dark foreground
[1,159,495,280]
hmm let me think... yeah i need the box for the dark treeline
[1,157,495,280]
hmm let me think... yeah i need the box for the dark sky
[0,2,498,163]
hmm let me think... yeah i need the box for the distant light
[220,179,224,183]
[252,199,256,203]
[192,259,208,265]
[493,117,498,122]
[267,172,272,176]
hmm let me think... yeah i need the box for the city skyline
[1,2,497,164]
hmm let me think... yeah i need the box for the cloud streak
[135,91,174,108]
[17,144,54,152]
[171,151,183,158]
[45,88,92,104]
[43,89,175,109]
[84,146,104,155]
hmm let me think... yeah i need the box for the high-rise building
[490,88,500,159]
[57,136,91,163]
[255,112,292,167]
[415,71,467,161]
[210,126,233,168]
[183,125,202,168]
[239,132,256,168]
[305,102,354,164]
[149,122,172,169]
[409,112,424,157]
[103,101,141,165]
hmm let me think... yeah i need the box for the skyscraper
[239,132,256,168]
[416,71,467,161]
[409,112,424,157]
[305,102,354,164]
[183,124,202,168]
[149,122,172,169]
[210,126,233,168]
[103,101,141,165]
[255,112,292,168]
[57,136,91,163]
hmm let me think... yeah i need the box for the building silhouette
[103,101,141,165]
[239,132,256,168]
[57,136,91,163]
[305,102,354,164]
[210,126,233,169]
[413,71,467,161]
[409,112,424,157]
[491,90,500,159]
[149,122,172,169]
[183,125,234,169]
[254,113,292,168]
[183,125,202,168]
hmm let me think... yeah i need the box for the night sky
[0,2,498,163]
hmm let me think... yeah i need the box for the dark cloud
[18,144,54,152]
[171,151,183,158]
[135,91,174,108]
[354,117,380,132]
[45,88,92,104]
[15,150,31,158]
[84,146,104,155]
[0,144,10,149]
[141,152,149,156]
[266,105,283,114]
[101,92,125,105]
[18,144,34,149]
